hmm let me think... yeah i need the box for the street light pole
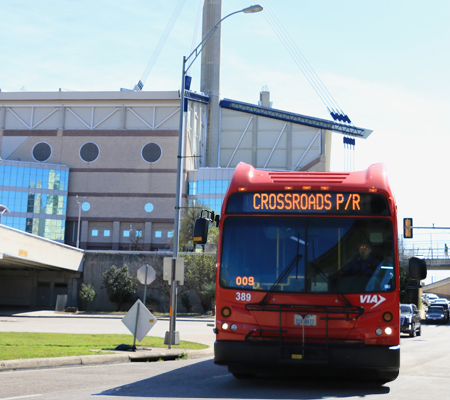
[169,4,263,345]
[76,196,85,248]
[174,2,264,261]
[0,205,10,225]
[129,224,133,251]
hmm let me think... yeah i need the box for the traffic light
[404,218,413,238]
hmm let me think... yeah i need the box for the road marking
[2,395,42,400]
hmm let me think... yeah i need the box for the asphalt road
[1,313,450,399]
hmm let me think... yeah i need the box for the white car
[423,293,439,306]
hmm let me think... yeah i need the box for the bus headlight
[385,327,392,335]
[231,324,237,331]
[375,328,383,336]
[222,323,229,330]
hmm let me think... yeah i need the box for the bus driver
[342,241,381,277]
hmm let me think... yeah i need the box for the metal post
[76,196,81,248]
[129,224,133,251]
[169,55,186,344]
[143,265,148,307]
[168,258,176,349]
[132,301,140,351]
[169,4,263,348]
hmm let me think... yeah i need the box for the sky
[1,0,450,258]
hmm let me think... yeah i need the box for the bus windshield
[220,217,395,294]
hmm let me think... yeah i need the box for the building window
[141,143,162,163]
[168,231,173,238]
[144,203,154,212]
[155,231,162,238]
[32,142,52,162]
[123,230,130,237]
[104,230,110,237]
[188,182,197,195]
[91,229,98,236]
[79,142,100,163]
[135,230,142,237]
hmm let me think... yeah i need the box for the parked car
[425,305,447,324]
[400,303,421,337]
[422,293,439,306]
[429,299,450,322]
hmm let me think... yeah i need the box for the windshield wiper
[260,253,303,305]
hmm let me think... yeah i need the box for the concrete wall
[424,278,450,300]
[82,252,209,312]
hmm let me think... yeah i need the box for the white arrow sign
[122,299,157,342]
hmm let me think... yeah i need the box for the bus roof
[226,163,394,200]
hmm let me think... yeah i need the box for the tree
[129,229,144,251]
[201,281,216,315]
[101,265,138,311]
[399,264,410,293]
[79,283,96,311]
[183,254,216,312]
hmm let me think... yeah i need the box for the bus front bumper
[215,340,400,374]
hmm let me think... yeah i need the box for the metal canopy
[220,98,373,139]
[0,252,64,271]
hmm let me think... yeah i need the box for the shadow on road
[96,359,390,399]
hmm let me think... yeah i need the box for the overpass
[423,259,450,270]
[0,225,84,309]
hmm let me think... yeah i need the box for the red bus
[194,162,426,382]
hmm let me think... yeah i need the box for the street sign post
[122,299,157,350]
[163,257,185,348]
[137,264,156,307]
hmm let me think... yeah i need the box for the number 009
[236,276,254,286]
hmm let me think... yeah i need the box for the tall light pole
[168,4,263,347]
[129,224,133,251]
[0,204,10,225]
[76,196,85,248]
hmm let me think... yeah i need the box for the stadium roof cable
[132,0,187,91]
[259,0,352,125]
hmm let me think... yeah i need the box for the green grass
[0,332,208,361]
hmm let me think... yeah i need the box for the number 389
[236,292,251,302]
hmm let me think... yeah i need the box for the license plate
[294,314,317,326]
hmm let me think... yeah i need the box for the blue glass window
[104,230,111,237]
[189,182,197,195]
[155,231,162,238]
[92,230,98,236]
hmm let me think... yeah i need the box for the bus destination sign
[235,191,389,215]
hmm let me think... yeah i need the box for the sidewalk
[0,310,215,372]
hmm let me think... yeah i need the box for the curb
[0,347,214,372]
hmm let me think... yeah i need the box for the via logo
[360,294,386,309]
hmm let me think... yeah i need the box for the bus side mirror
[409,257,427,281]
[193,218,209,245]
